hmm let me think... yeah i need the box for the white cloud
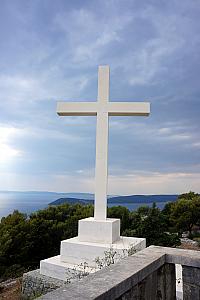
[54,8,132,64]
[0,171,95,193]
[110,119,197,144]
[108,171,200,194]
[191,142,200,149]
[107,4,197,87]
[0,74,38,102]
[23,126,84,143]
[1,170,199,194]
[0,72,91,105]
[0,126,22,164]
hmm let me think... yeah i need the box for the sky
[0,0,200,195]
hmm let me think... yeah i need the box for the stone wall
[183,266,200,300]
[118,264,176,300]
[22,269,69,299]
[38,247,167,299]
[36,246,200,300]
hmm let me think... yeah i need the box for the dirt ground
[178,242,200,251]
[0,279,22,300]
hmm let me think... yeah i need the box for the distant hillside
[49,194,178,206]
[108,194,178,203]
[50,197,93,206]
[61,193,94,200]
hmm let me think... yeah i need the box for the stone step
[60,236,146,267]
[40,255,95,281]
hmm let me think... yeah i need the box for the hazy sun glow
[0,127,21,163]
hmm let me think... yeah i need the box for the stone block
[60,236,145,267]
[40,255,94,281]
[78,217,120,244]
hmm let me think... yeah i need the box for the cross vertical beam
[95,111,108,220]
[95,66,109,220]
[97,65,109,102]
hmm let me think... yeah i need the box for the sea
[0,191,169,220]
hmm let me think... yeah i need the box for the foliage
[0,204,93,280]
[107,206,130,232]
[0,191,199,280]
[178,191,199,200]
[123,203,180,247]
[95,245,136,270]
[170,194,200,233]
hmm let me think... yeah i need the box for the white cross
[57,66,150,221]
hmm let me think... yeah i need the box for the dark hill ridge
[50,197,93,206]
[109,194,178,203]
[49,194,178,206]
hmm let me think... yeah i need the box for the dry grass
[178,243,200,251]
[0,279,22,300]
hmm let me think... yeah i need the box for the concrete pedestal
[40,217,146,281]
[78,217,120,243]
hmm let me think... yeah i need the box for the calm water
[0,191,169,219]
[108,202,167,211]
[0,191,66,219]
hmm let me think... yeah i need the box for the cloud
[192,142,200,149]
[0,72,91,106]
[0,74,40,103]
[1,169,198,195]
[0,171,95,193]
[54,7,132,65]
[108,171,200,195]
[0,0,199,193]
[0,126,22,164]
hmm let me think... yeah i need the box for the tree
[0,204,94,280]
[107,206,130,232]
[161,202,176,229]
[0,210,29,278]
[170,196,200,234]
[178,191,199,200]
[123,203,180,247]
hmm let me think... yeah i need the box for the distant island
[0,191,180,219]
[49,194,178,206]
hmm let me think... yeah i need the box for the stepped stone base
[40,236,146,281]
[40,217,146,283]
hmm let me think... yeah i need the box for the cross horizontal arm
[107,102,150,116]
[57,102,98,116]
